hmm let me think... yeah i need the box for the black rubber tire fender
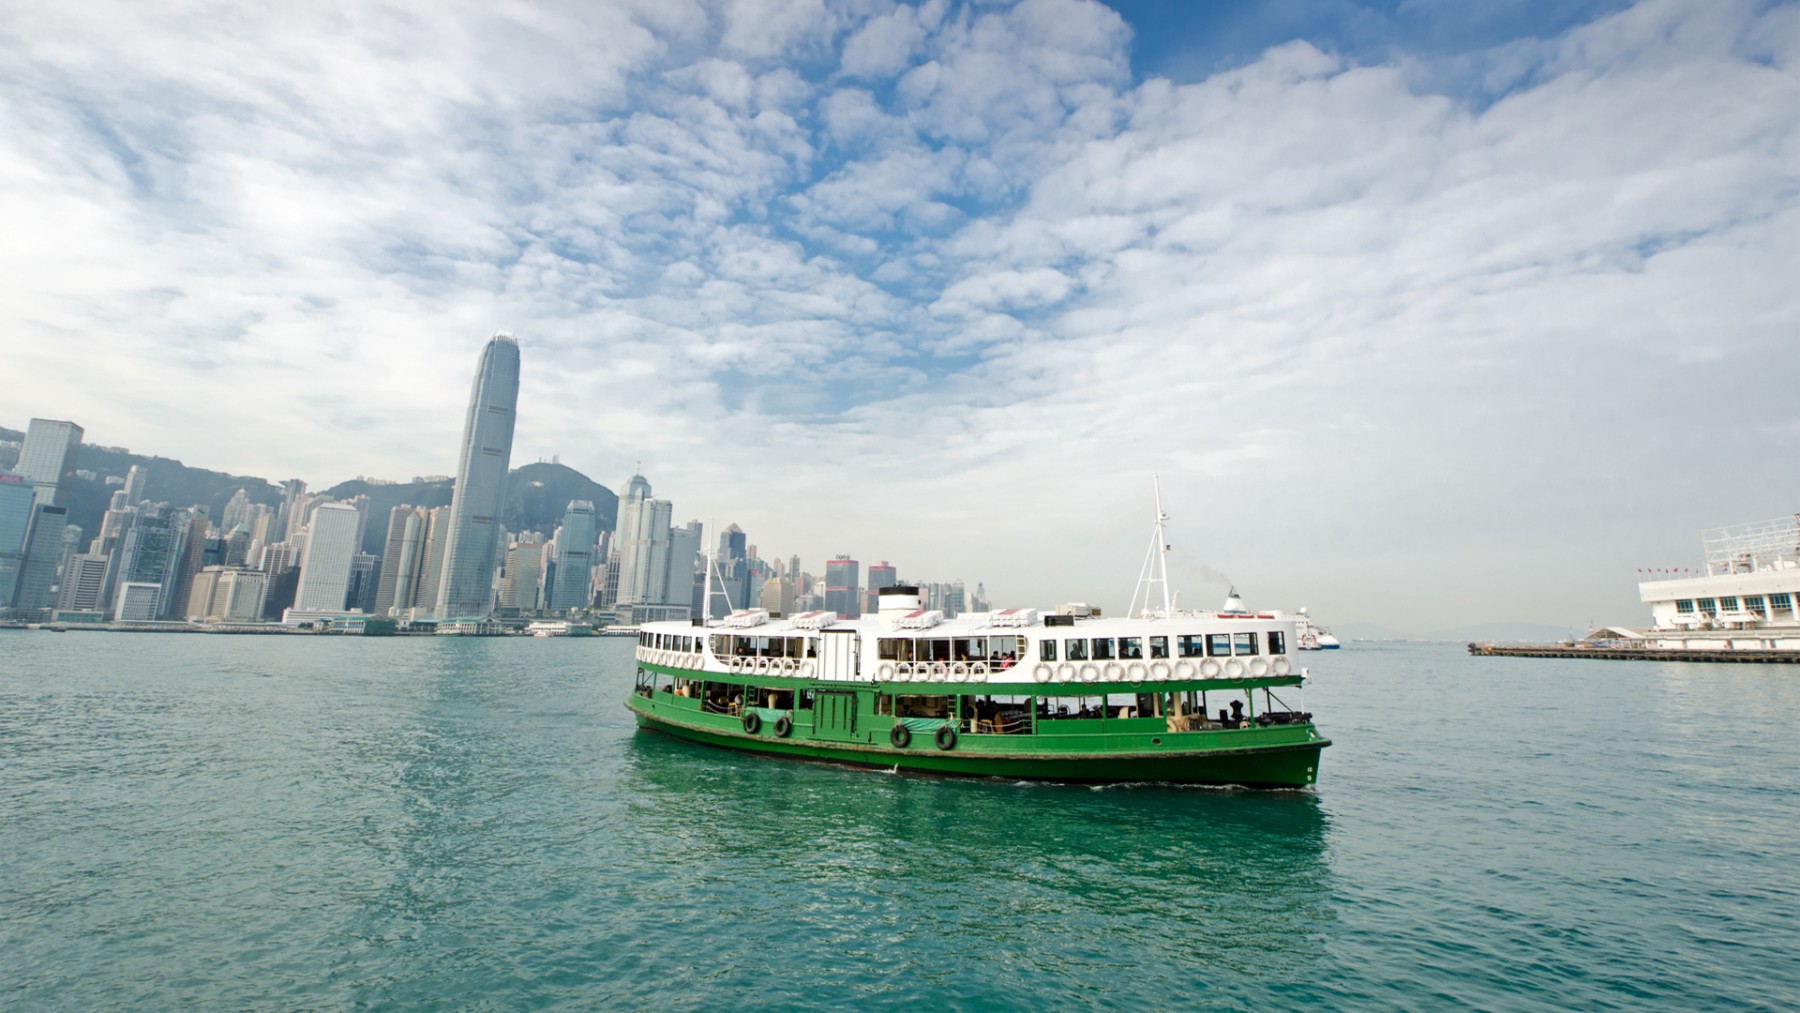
[742,711,761,735]
[890,723,911,748]
[935,725,957,751]
[773,715,792,738]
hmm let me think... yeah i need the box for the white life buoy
[727,657,743,673]
[1055,662,1076,683]
[950,662,969,681]
[1272,656,1292,676]
[1225,658,1246,678]
[1126,662,1148,683]
[878,662,896,681]
[1033,663,1053,684]
[1174,660,1197,680]
[1149,661,1172,681]
[972,664,989,683]
[1103,662,1125,683]
[1249,658,1269,677]
[1078,663,1100,684]
[931,662,949,682]
[1200,659,1222,678]
[800,660,816,677]
[785,658,801,675]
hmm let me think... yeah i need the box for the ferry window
[1205,633,1229,657]
[1039,640,1058,662]
[1066,639,1088,661]
[1719,597,1739,611]
[1119,637,1143,659]
[1675,600,1694,614]
[1177,635,1204,658]
[1746,596,1766,611]
[878,640,902,661]
[1266,631,1286,655]
[1091,638,1115,661]
[1233,632,1258,656]
[1772,593,1794,611]
[1697,598,1717,612]
[1149,636,1169,659]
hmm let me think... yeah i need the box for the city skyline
[3,1,1797,629]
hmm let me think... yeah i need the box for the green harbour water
[2,632,1796,1010]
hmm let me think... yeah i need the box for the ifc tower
[435,333,520,618]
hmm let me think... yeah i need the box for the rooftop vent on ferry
[878,584,924,614]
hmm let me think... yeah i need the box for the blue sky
[2,0,1797,630]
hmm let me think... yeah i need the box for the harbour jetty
[1469,642,1800,663]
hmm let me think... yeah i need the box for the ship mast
[1129,476,1175,619]
[702,518,735,625]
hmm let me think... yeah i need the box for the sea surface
[1,633,1796,1011]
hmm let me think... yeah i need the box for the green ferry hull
[627,696,1327,788]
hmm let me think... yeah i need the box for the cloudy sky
[4,0,1797,630]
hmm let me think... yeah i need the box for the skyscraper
[0,475,34,609]
[292,503,362,612]
[547,500,597,611]
[16,419,83,509]
[121,464,147,505]
[11,504,68,613]
[416,506,452,612]
[825,555,861,618]
[713,523,748,616]
[435,333,520,618]
[114,506,188,620]
[665,519,703,613]
[373,505,427,616]
[613,474,673,606]
[866,560,898,614]
[500,538,547,611]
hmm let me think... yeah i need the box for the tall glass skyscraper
[547,500,597,611]
[435,333,520,619]
[16,418,83,508]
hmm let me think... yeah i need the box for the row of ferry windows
[659,630,1291,659]
[641,632,700,652]
[1673,594,1795,613]
[1042,632,1284,661]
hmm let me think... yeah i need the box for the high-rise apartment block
[435,333,520,619]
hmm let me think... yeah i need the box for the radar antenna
[1129,476,1175,619]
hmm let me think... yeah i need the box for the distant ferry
[623,494,1329,787]
[1279,606,1340,650]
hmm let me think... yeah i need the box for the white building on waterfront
[1613,513,1800,651]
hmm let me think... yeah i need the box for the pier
[1469,643,1800,663]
